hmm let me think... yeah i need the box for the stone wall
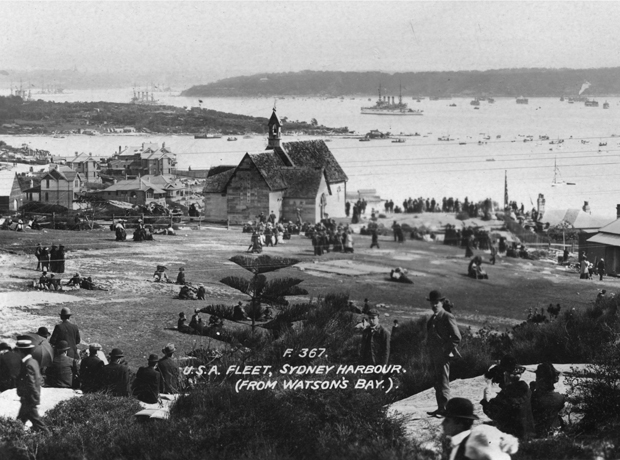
[226,160,272,225]
[204,193,228,221]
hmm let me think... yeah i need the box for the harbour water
[3,88,620,218]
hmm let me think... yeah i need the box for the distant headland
[181,68,620,98]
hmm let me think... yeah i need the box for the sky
[2,1,620,82]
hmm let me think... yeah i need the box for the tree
[310,118,318,126]
[219,255,308,332]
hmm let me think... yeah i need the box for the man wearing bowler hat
[133,354,161,404]
[442,397,518,460]
[15,338,49,434]
[426,290,461,417]
[360,309,391,365]
[50,307,81,359]
[80,343,104,393]
[100,348,131,397]
[158,343,180,394]
[46,339,78,388]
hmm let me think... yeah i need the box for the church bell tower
[266,107,282,150]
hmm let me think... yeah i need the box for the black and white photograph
[0,1,619,459]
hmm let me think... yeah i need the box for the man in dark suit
[133,354,161,404]
[49,307,81,359]
[100,348,131,397]
[15,338,49,434]
[426,290,462,417]
[80,343,104,393]
[0,342,22,391]
[360,310,390,365]
[46,340,78,388]
[158,343,180,394]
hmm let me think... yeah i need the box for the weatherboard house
[203,109,348,224]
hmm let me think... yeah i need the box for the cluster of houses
[0,142,190,211]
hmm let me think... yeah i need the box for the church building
[203,109,348,224]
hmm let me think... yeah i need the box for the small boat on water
[470,99,480,106]
[438,135,452,141]
[560,96,565,101]
[195,133,222,139]
[449,103,457,107]
[391,138,406,143]
[516,96,529,104]
[359,137,371,142]
[603,101,610,109]
[474,107,480,110]
[243,135,253,139]
[227,137,238,141]
[585,99,599,107]
[487,98,495,103]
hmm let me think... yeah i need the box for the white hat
[15,339,35,349]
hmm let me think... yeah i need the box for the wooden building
[203,109,348,224]
[585,205,620,276]
[0,170,26,213]
[40,165,84,210]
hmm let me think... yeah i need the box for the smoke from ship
[579,81,591,95]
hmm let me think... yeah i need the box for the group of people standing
[579,251,606,281]
[34,243,66,273]
[0,307,182,434]
[358,289,567,459]
[309,220,354,255]
[346,199,368,224]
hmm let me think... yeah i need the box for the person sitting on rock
[530,362,566,438]
[47,274,62,291]
[37,271,49,290]
[66,272,81,287]
[468,256,488,280]
[390,267,414,284]
[481,355,535,440]
[176,267,186,285]
[197,284,206,300]
[177,312,191,333]
[153,265,170,283]
[178,284,197,300]
[189,310,204,334]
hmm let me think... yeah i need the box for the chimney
[119,146,122,154]
[162,142,165,149]
[616,204,620,219]
[75,151,78,157]
[582,201,591,214]
[30,180,33,189]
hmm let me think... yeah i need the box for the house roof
[539,208,613,230]
[246,152,288,190]
[67,153,103,163]
[207,165,236,177]
[0,170,16,196]
[203,168,236,193]
[16,174,41,192]
[277,140,348,183]
[102,178,166,194]
[596,218,620,236]
[587,232,620,247]
[280,167,325,198]
[41,166,81,183]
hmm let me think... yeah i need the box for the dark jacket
[100,362,131,397]
[133,366,161,404]
[80,355,104,393]
[427,308,462,357]
[481,380,536,440]
[50,321,81,359]
[46,354,78,388]
[0,350,23,391]
[16,356,43,406]
[531,385,566,437]
[360,325,391,365]
[158,356,179,394]
[176,272,186,285]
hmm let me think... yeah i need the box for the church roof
[203,168,236,193]
[277,140,348,183]
[280,167,326,198]
[246,151,288,190]
[268,108,282,127]
[207,165,236,177]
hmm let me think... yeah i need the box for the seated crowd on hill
[0,334,182,405]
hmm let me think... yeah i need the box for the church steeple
[266,107,282,150]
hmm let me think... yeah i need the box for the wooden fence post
[227,218,229,230]
[52,212,56,229]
